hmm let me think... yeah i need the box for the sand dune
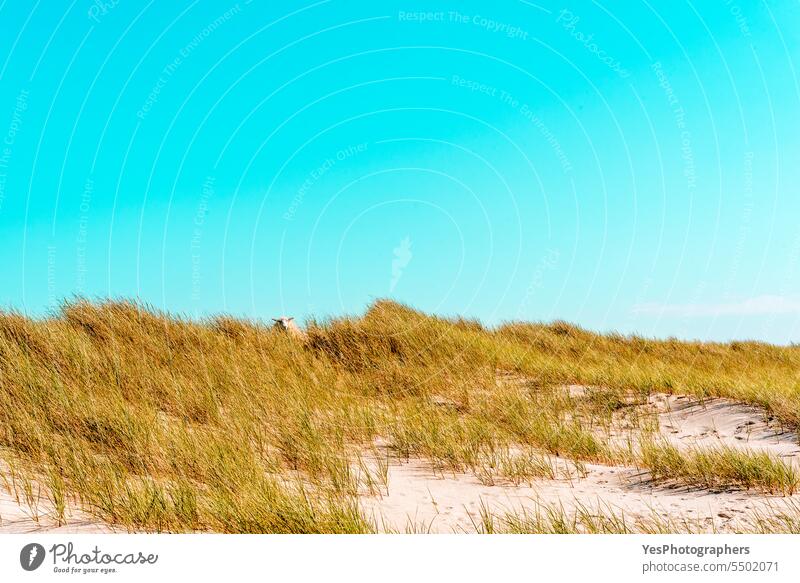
[361,391,800,533]
[2,390,798,534]
[361,457,799,533]
[654,394,800,458]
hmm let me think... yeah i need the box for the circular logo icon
[20,543,46,571]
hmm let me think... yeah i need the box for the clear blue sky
[1,1,799,342]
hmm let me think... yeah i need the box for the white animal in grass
[271,316,304,337]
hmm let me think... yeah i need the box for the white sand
[654,393,800,459]
[360,457,798,533]
[0,462,112,534]
[361,392,800,533]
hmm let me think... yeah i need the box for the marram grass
[1,299,799,532]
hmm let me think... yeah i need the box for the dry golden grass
[476,498,800,534]
[1,298,799,532]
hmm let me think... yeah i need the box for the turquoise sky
[1,1,799,342]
